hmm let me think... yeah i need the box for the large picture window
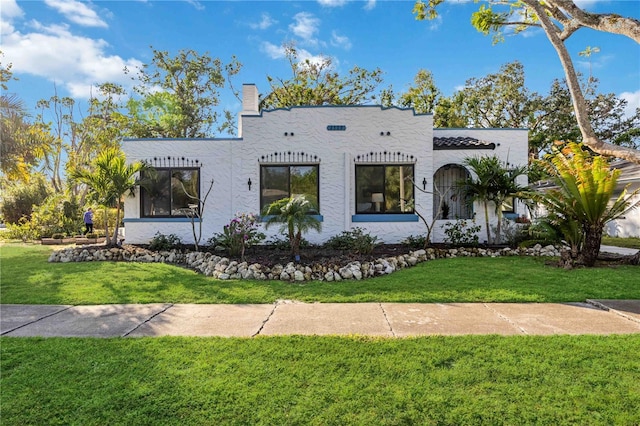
[355,165,414,214]
[260,165,319,212]
[140,168,200,217]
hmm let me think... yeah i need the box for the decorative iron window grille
[353,151,416,163]
[259,151,321,164]
[142,156,203,168]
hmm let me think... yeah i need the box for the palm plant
[461,156,527,244]
[530,142,639,267]
[71,148,146,245]
[262,195,321,260]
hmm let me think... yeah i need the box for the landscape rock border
[48,244,563,282]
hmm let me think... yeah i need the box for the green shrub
[208,213,265,259]
[86,233,98,239]
[2,218,39,242]
[442,219,481,246]
[148,232,182,250]
[324,227,379,254]
[403,234,427,249]
[265,233,311,251]
[51,233,65,239]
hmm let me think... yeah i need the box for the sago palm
[531,143,639,267]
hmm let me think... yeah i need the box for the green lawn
[2,243,640,424]
[1,335,639,425]
[2,243,640,304]
[602,236,640,250]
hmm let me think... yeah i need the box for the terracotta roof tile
[433,136,496,150]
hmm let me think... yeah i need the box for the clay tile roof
[433,136,496,150]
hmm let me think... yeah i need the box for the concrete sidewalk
[2,300,639,338]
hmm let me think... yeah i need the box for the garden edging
[48,244,562,282]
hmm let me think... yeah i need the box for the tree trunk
[483,201,491,244]
[581,224,603,267]
[523,0,640,164]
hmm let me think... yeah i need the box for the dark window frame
[259,164,320,213]
[355,164,415,214]
[140,167,201,218]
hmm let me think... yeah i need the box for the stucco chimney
[238,83,259,137]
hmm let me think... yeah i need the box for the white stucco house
[122,84,529,245]
[605,160,640,238]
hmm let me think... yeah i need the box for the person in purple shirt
[83,208,94,235]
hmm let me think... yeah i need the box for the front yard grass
[602,236,640,250]
[1,242,640,304]
[2,242,639,424]
[2,335,639,425]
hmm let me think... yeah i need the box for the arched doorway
[433,164,472,220]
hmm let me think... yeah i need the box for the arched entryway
[433,164,472,220]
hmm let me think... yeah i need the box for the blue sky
[2,0,639,127]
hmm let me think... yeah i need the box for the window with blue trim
[260,165,319,213]
[140,168,200,217]
[355,165,414,214]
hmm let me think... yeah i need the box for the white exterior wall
[430,129,529,243]
[123,99,529,245]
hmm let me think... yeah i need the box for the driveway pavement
[2,300,639,338]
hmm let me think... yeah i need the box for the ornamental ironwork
[142,156,202,168]
[259,151,321,164]
[353,151,416,163]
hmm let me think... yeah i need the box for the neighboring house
[605,160,640,238]
[122,84,529,245]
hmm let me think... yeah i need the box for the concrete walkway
[2,300,639,338]
[600,245,639,256]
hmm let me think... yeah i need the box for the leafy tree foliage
[0,59,49,182]
[531,77,640,159]
[261,44,385,109]
[0,174,51,224]
[443,61,541,129]
[413,0,640,163]
[126,48,241,137]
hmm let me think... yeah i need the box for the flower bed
[48,244,562,282]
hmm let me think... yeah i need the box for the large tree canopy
[414,0,640,163]
[261,44,385,109]
[126,48,241,138]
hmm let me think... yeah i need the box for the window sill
[352,214,419,223]
[123,218,202,223]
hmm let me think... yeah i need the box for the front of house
[122,84,529,245]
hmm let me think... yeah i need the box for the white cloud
[331,30,351,50]
[250,13,276,30]
[44,0,108,28]
[363,0,376,11]
[290,12,320,41]
[0,0,23,35]
[620,89,640,118]
[0,0,23,19]
[261,41,287,59]
[317,0,348,7]
[295,49,329,68]
[1,16,142,99]
[183,0,205,11]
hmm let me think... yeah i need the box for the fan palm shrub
[263,195,321,261]
[462,156,528,244]
[71,148,146,245]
